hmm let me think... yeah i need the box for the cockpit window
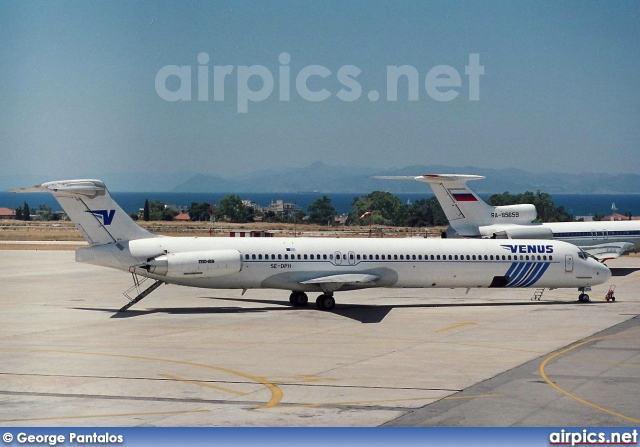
[577,250,588,260]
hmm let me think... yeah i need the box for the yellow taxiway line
[539,330,640,424]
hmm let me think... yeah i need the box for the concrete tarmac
[0,250,638,426]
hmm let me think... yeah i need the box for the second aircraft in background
[375,174,640,261]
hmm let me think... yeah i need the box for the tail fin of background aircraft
[413,175,494,228]
[11,179,157,246]
[374,174,493,236]
[373,174,537,237]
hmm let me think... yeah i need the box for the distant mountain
[172,161,376,193]
[172,162,640,194]
[3,164,638,194]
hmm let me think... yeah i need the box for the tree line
[134,190,574,226]
[12,202,61,221]
[10,191,576,225]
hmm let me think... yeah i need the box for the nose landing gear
[578,293,590,303]
[578,287,591,303]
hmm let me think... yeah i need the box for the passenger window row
[243,253,553,261]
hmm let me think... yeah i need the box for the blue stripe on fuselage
[520,262,550,287]
[517,262,544,288]
[507,262,531,286]
[505,261,551,288]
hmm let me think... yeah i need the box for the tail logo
[452,194,477,202]
[86,209,116,225]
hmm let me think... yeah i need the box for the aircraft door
[348,251,356,265]
[565,254,574,272]
[334,251,342,265]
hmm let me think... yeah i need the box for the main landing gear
[289,291,308,307]
[315,293,335,311]
[289,291,335,310]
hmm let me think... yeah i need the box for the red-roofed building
[175,213,191,221]
[0,207,16,219]
[602,213,640,221]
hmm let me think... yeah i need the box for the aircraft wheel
[295,292,308,306]
[316,294,335,311]
[290,292,308,307]
[578,293,590,303]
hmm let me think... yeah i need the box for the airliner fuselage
[78,236,609,292]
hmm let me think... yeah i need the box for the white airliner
[12,179,611,309]
[376,174,640,261]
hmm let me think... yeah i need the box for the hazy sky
[2,0,639,179]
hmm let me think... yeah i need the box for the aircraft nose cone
[597,262,612,283]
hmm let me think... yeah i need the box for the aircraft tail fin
[415,174,497,236]
[374,174,537,237]
[374,174,492,236]
[11,179,157,246]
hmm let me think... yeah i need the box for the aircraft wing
[301,273,379,292]
[582,242,635,261]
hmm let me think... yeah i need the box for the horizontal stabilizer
[11,179,106,195]
[12,179,156,245]
[372,174,485,183]
[414,174,485,183]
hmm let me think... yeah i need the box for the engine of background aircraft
[485,226,554,240]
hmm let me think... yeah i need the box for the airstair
[120,273,164,312]
[531,288,545,301]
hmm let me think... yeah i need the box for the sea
[1,191,639,218]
